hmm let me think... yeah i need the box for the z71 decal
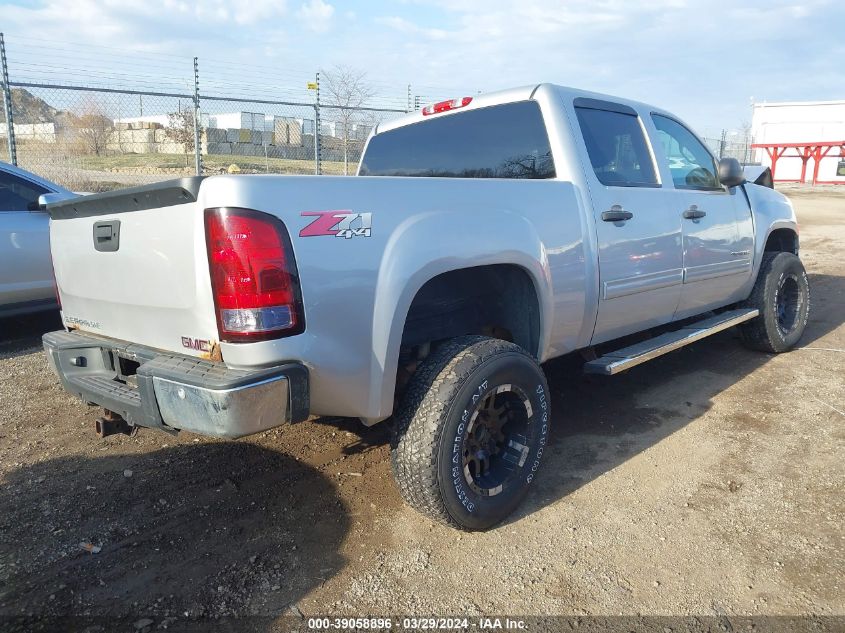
[299,210,372,238]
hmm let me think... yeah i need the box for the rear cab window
[359,101,555,179]
[574,99,658,188]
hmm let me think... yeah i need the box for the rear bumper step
[584,308,759,375]
[43,330,309,438]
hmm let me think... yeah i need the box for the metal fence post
[407,84,411,113]
[314,72,321,175]
[0,33,18,166]
[193,57,202,176]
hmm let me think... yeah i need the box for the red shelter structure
[751,140,845,185]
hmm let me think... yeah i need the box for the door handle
[683,206,706,219]
[601,205,633,222]
[93,220,121,252]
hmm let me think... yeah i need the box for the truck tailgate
[48,178,218,357]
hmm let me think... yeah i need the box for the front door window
[651,115,720,190]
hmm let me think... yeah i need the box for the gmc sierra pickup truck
[43,84,809,530]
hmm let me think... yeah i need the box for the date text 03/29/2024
[306,617,527,630]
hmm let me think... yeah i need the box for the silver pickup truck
[43,84,809,530]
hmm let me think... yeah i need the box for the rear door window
[575,105,658,187]
[359,101,555,179]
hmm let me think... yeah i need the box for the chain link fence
[0,34,417,191]
[7,83,192,191]
[702,133,757,165]
[2,82,410,192]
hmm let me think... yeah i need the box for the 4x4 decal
[299,210,372,239]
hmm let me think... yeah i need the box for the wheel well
[395,265,541,396]
[764,228,798,255]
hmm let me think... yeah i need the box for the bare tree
[165,108,202,167]
[72,98,113,156]
[320,65,375,175]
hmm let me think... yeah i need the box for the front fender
[746,182,799,271]
[368,208,552,422]
[729,183,800,301]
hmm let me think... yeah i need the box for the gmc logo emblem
[181,337,210,352]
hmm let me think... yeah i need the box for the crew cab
[42,84,809,530]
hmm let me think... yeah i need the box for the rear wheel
[740,252,810,353]
[390,336,550,531]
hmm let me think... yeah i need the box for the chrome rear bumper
[43,330,309,438]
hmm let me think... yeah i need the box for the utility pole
[314,72,321,175]
[193,57,202,176]
[0,33,17,165]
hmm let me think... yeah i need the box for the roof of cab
[373,83,669,135]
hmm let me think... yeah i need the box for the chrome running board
[583,308,759,376]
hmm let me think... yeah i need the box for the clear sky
[2,0,843,135]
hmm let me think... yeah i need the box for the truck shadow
[0,443,349,629]
[0,311,62,360]
[507,270,844,525]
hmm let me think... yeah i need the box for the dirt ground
[0,188,843,629]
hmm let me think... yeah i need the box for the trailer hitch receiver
[95,410,137,438]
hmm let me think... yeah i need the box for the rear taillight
[204,208,304,342]
[422,96,472,116]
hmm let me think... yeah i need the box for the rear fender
[368,209,552,422]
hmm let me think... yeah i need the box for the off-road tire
[390,336,550,531]
[739,252,810,353]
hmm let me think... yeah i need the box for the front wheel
[390,336,550,531]
[740,251,810,353]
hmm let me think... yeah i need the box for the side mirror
[37,191,76,211]
[718,157,745,188]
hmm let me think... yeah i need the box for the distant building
[111,110,376,157]
[751,100,845,183]
[114,114,171,128]
[206,112,269,131]
[115,111,317,140]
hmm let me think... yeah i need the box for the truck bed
[47,174,588,420]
